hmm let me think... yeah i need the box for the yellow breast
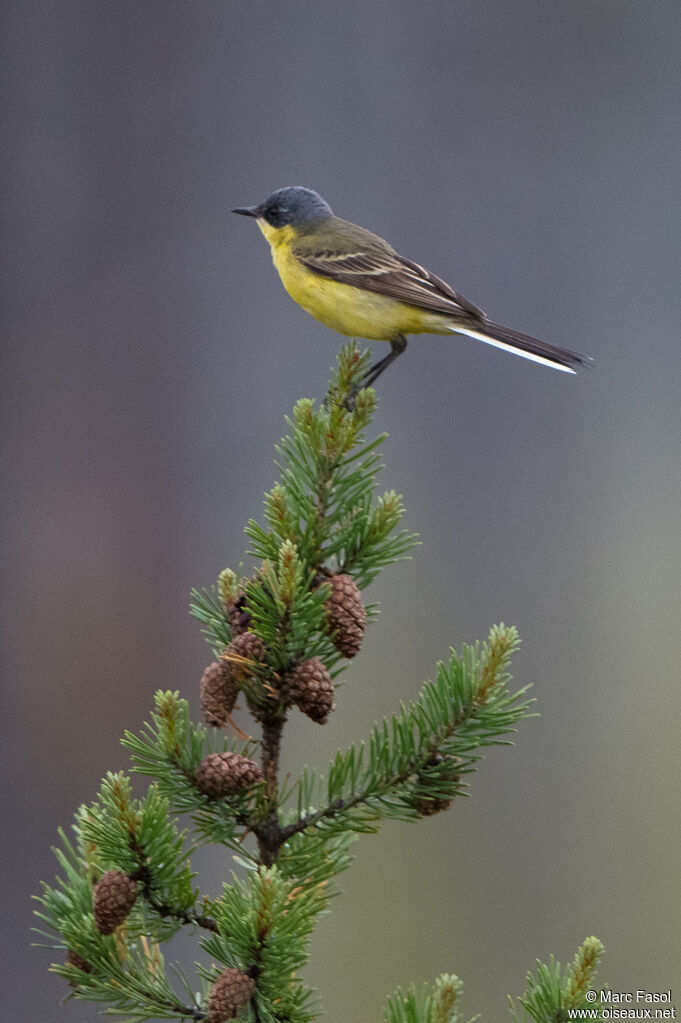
[256,221,448,341]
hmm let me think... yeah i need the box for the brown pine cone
[226,592,252,637]
[207,967,255,1022]
[416,794,454,817]
[65,948,92,973]
[200,661,238,727]
[289,658,335,724]
[324,573,366,658]
[222,631,266,682]
[93,870,138,935]
[414,754,462,817]
[195,752,263,798]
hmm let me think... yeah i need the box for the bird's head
[232,187,333,235]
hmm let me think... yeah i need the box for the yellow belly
[264,227,450,341]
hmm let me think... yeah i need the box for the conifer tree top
[34,345,604,1022]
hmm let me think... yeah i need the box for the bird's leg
[359,335,407,390]
[337,336,407,411]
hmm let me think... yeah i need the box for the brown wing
[295,246,486,320]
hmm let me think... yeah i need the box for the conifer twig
[131,863,219,934]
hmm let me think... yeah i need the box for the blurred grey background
[3,2,681,1020]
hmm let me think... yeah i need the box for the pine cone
[324,573,366,658]
[415,754,462,817]
[416,794,454,817]
[222,631,266,681]
[65,948,92,974]
[289,658,335,724]
[226,591,252,637]
[207,967,255,1022]
[222,631,270,724]
[200,661,238,727]
[195,752,263,797]
[93,870,138,935]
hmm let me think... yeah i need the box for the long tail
[450,319,591,374]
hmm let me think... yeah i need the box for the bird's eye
[264,203,288,227]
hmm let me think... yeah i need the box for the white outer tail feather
[450,326,577,374]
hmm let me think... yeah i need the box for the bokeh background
[3,2,681,1020]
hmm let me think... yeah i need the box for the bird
[232,186,590,390]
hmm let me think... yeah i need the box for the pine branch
[35,832,206,1021]
[193,344,418,684]
[384,973,476,1023]
[199,866,325,1023]
[121,691,262,850]
[281,625,532,842]
[54,945,208,1023]
[508,936,606,1021]
[129,857,218,935]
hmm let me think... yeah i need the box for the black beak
[231,205,260,218]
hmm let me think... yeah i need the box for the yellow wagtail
[232,186,589,389]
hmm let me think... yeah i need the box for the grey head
[232,186,333,228]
